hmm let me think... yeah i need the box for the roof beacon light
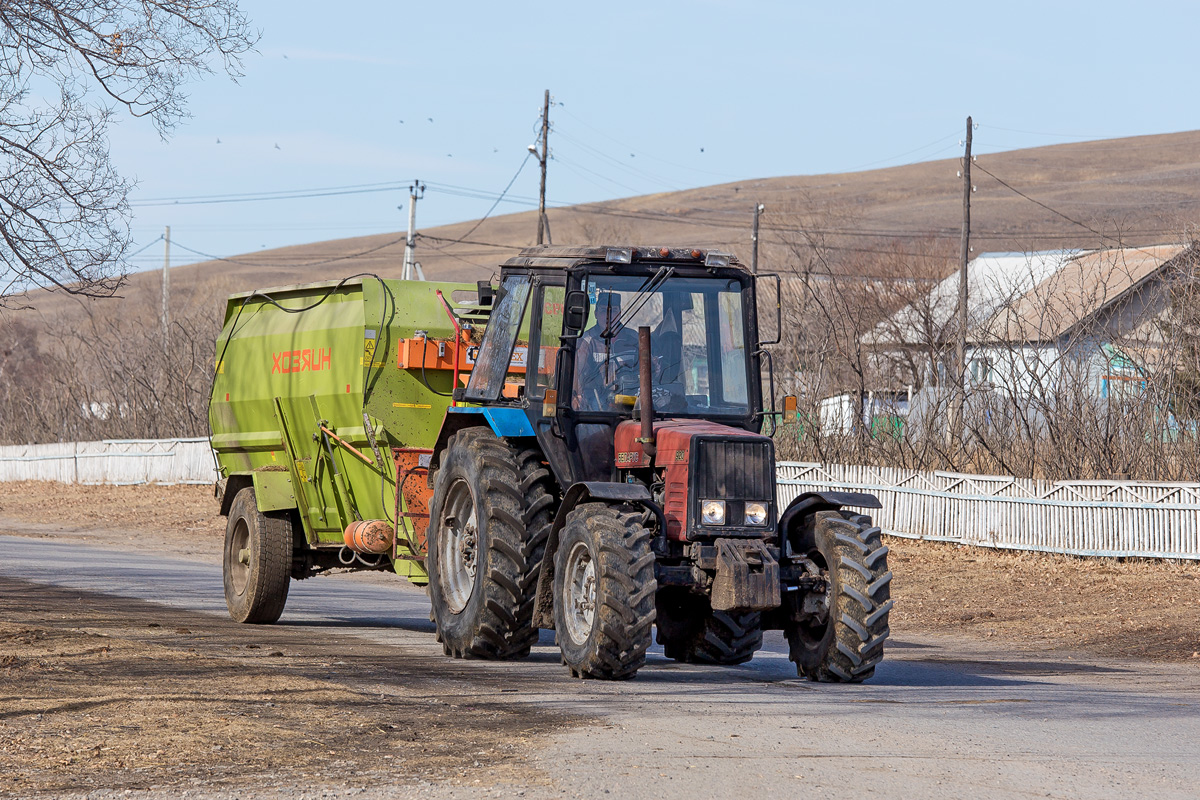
[606,247,633,264]
[704,251,731,268]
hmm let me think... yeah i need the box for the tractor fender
[778,490,882,550]
[532,481,655,630]
[428,407,536,473]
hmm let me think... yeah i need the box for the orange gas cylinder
[343,520,395,554]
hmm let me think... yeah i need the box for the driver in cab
[573,291,685,413]
[573,291,639,412]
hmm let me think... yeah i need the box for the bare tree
[0,1,257,302]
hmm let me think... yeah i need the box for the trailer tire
[554,502,656,679]
[428,428,552,660]
[786,511,892,682]
[659,597,763,666]
[223,488,292,624]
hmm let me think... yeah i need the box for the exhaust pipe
[638,326,656,458]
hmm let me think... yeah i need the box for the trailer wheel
[554,502,656,679]
[223,488,293,624]
[428,428,552,659]
[658,592,763,666]
[786,511,892,682]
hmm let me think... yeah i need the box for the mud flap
[710,539,780,612]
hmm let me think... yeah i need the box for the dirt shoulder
[0,578,567,799]
[3,480,1200,663]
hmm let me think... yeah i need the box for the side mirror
[757,274,782,347]
[563,290,588,339]
[782,395,797,418]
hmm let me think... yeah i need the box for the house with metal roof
[863,243,1198,400]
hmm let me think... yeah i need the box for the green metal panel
[210,277,477,572]
[252,469,297,512]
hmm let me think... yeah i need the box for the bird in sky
[274,143,281,150]
[427,117,433,123]
[216,138,221,144]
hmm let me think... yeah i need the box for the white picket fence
[0,438,218,485]
[777,462,1200,560]
[2,438,1198,559]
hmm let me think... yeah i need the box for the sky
[109,0,1200,273]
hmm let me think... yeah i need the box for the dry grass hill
[10,129,1200,325]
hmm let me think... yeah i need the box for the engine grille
[694,438,773,500]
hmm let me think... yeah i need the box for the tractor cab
[457,245,768,488]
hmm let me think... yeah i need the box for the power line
[131,181,413,207]
[972,162,1116,244]
[446,153,533,245]
[170,234,407,268]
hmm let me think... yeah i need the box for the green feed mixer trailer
[210,246,892,681]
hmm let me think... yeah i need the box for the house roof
[864,244,1192,347]
[993,245,1185,342]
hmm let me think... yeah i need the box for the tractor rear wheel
[223,488,293,624]
[656,590,763,665]
[428,428,553,659]
[554,502,656,679]
[786,510,892,682]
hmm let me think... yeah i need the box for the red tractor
[426,246,891,680]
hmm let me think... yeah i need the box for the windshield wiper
[601,265,675,339]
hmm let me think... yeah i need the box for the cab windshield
[573,274,751,418]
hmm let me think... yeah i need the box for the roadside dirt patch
[0,482,221,559]
[0,579,567,798]
[889,537,1200,661]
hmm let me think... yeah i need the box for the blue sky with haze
[110,0,1199,271]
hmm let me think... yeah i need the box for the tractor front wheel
[786,510,892,682]
[427,428,551,659]
[554,502,656,679]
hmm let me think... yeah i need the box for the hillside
[9,129,1200,324]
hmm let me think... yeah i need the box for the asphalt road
[3,534,1199,800]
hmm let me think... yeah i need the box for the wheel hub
[228,520,250,596]
[439,479,480,615]
[563,542,597,645]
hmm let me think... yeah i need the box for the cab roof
[500,245,746,271]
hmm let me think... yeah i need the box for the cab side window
[536,285,565,391]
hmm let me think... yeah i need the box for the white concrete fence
[1,439,1197,559]
[0,438,218,485]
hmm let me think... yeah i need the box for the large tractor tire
[428,428,554,659]
[554,502,656,679]
[223,488,293,624]
[786,511,892,682]
[656,590,763,665]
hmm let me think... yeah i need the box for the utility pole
[403,180,424,280]
[750,203,764,274]
[536,89,550,245]
[951,116,973,447]
[161,225,170,352]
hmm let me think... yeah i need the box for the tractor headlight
[701,500,726,525]
[744,502,768,526]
